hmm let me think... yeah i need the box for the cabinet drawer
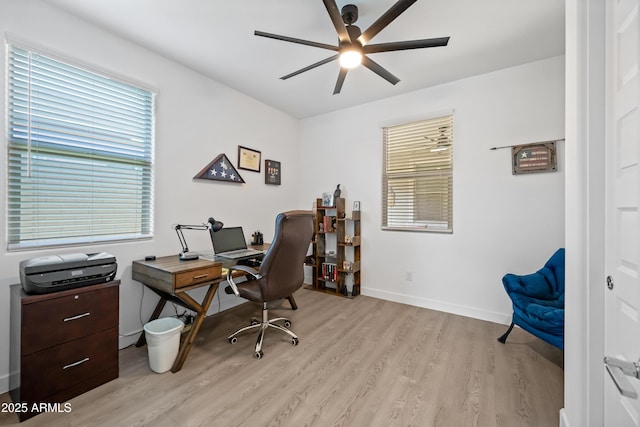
[21,285,118,355]
[175,264,222,289]
[20,327,118,402]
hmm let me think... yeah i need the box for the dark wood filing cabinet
[10,281,120,421]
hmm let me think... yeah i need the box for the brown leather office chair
[225,210,314,359]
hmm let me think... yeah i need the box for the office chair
[225,210,314,359]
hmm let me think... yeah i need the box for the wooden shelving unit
[306,197,361,298]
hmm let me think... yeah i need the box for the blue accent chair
[498,248,565,350]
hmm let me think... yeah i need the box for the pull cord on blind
[7,45,155,250]
[382,114,453,233]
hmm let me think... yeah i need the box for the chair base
[228,302,299,359]
[287,295,298,310]
[497,322,515,344]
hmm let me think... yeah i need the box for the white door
[604,0,640,425]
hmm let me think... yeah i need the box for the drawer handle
[193,274,209,279]
[63,357,90,370]
[63,312,91,322]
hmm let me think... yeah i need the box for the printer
[19,252,117,295]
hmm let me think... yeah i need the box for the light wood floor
[0,289,563,427]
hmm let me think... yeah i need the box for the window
[382,114,453,233]
[7,45,154,250]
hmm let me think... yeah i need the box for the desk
[133,255,223,373]
[132,246,297,372]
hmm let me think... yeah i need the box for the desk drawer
[175,264,222,289]
[20,327,118,402]
[21,285,118,355]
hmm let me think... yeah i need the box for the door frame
[562,1,606,426]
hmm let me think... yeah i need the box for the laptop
[210,227,264,259]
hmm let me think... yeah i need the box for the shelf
[304,284,358,299]
[338,212,361,221]
[338,236,361,247]
[307,197,361,298]
[339,260,361,273]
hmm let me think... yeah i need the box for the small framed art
[321,193,334,207]
[238,146,261,172]
[265,159,281,185]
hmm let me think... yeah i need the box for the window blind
[7,45,154,250]
[382,114,453,233]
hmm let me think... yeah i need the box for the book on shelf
[321,262,338,282]
[322,216,337,233]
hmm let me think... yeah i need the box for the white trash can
[143,317,184,373]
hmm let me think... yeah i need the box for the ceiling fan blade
[362,55,400,85]
[255,31,339,51]
[358,0,418,46]
[364,37,450,54]
[280,55,339,80]
[322,0,352,44]
[333,68,348,94]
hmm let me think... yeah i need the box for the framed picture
[193,153,245,184]
[265,159,281,185]
[353,201,361,211]
[321,192,334,207]
[238,146,261,172]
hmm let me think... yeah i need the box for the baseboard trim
[0,372,9,395]
[361,287,511,325]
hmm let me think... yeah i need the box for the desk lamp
[173,217,223,261]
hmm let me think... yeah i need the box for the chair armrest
[226,265,262,297]
[502,272,553,299]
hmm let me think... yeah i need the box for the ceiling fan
[254,0,450,94]
[424,125,452,152]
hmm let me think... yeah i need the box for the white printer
[19,252,117,295]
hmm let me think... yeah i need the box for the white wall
[0,0,301,393]
[298,55,566,324]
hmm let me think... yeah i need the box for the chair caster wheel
[250,319,260,326]
[284,320,292,328]
[229,336,238,344]
[255,350,263,359]
[292,337,299,346]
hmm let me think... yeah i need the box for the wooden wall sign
[512,141,557,175]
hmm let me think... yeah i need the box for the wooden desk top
[132,255,222,294]
[134,255,220,273]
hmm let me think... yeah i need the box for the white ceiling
[43,0,565,119]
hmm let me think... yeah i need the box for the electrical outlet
[405,271,413,282]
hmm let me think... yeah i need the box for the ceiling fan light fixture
[339,49,363,69]
[430,146,449,152]
[254,0,450,93]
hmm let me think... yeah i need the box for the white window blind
[7,45,154,250]
[382,114,453,233]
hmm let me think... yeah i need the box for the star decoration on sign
[193,153,245,183]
